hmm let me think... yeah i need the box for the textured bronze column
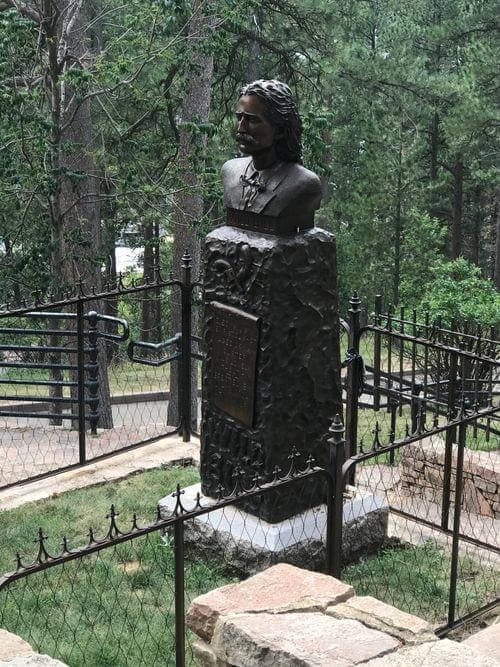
[200,220,342,521]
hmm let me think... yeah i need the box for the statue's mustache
[236,132,255,144]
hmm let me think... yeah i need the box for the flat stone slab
[464,623,500,662]
[186,563,354,642]
[0,436,200,511]
[0,630,34,661]
[327,595,435,645]
[364,637,500,666]
[211,614,400,666]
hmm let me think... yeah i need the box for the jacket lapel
[247,165,288,214]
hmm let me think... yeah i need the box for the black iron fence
[337,295,499,636]
[0,288,498,662]
[0,400,497,664]
[0,458,333,666]
[0,253,199,489]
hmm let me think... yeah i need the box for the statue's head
[238,79,303,164]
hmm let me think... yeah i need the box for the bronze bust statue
[221,80,322,232]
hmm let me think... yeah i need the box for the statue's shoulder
[221,156,251,179]
[272,163,322,215]
[285,163,322,193]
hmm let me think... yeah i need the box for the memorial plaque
[208,301,260,427]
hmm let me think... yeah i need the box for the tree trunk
[494,195,500,291]
[246,11,262,82]
[429,113,439,180]
[154,220,162,342]
[471,185,481,266]
[450,155,463,260]
[141,220,154,342]
[101,215,118,365]
[167,2,216,429]
[50,1,113,429]
[140,220,162,343]
[428,111,440,220]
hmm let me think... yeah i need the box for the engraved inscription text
[208,301,260,427]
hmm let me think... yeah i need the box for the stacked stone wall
[399,436,499,519]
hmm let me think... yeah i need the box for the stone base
[159,484,388,576]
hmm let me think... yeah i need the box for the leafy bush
[414,258,499,329]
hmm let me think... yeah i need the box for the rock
[211,614,400,666]
[0,630,34,661]
[0,656,68,667]
[327,595,435,645]
[364,638,500,666]
[463,479,493,517]
[192,640,230,667]
[475,477,497,495]
[399,437,499,519]
[186,563,354,642]
[464,623,500,662]
[181,512,327,578]
[341,507,388,564]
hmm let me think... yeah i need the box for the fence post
[373,294,382,411]
[86,311,99,435]
[345,293,361,485]
[410,381,423,433]
[447,418,467,629]
[327,414,346,578]
[388,397,398,465]
[441,353,458,531]
[76,300,86,465]
[174,518,186,666]
[180,251,192,442]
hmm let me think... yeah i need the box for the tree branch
[0,0,41,24]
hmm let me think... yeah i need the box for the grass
[0,466,199,573]
[0,465,237,666]
[354,404,497,459]
[1,466,498,664]
[342,540,500,626]
[466,420,499,453]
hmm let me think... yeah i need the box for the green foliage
[0,0,498,322]
[0,466,199,572]
[417,258,500,328]
[399,211,448,304]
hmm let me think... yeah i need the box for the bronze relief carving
[210,242,252,292]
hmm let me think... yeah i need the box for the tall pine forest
[0,0,498,328]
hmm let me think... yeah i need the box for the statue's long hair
[240,80,303,164]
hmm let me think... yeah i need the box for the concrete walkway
[0,435,200,511]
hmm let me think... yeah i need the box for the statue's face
[235,95,278,158]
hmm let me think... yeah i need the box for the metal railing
[0,252,199,490]
[0,287,498,657]
[0,457,334,666]
[337,294,499,636]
